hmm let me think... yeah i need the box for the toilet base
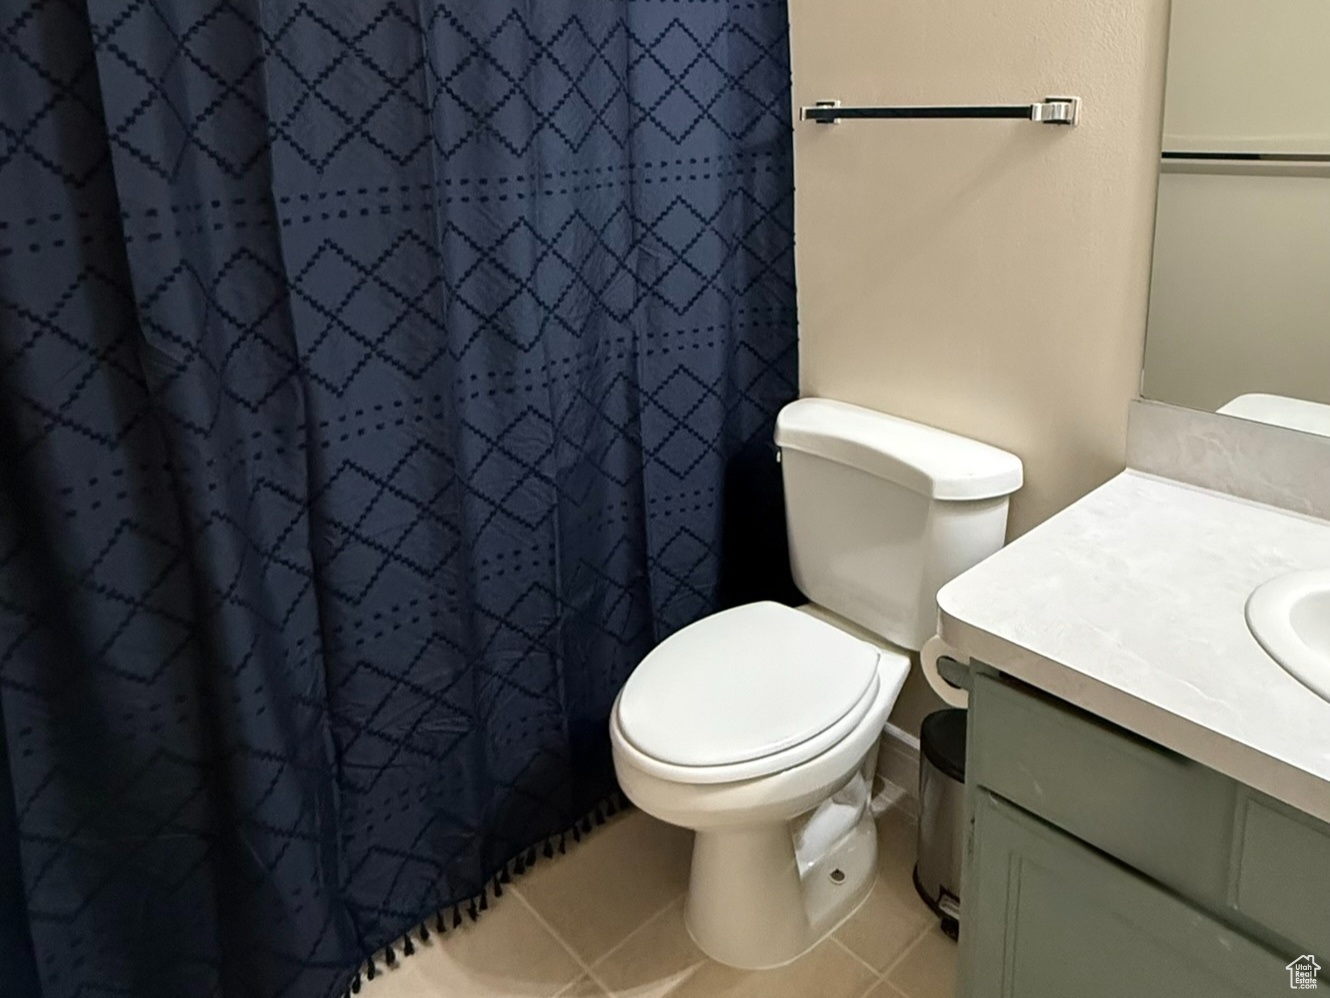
[682,805,878,969]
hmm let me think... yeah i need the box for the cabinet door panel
[970,674,1235,906]
[963,792,1288,998]
[1233,792,1330,953]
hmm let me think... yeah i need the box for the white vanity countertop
[937,469,1330,824]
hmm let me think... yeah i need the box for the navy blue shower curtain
[0,2,797,996]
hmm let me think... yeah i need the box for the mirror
[1141,0,1330,435]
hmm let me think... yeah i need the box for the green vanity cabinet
[960,673,1330,997]
[963,793,1286,998]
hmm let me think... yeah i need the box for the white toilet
[609,397,1022,970]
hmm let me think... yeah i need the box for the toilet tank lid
[775,398,1024,501]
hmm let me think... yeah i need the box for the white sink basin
[1246,570,1330,701]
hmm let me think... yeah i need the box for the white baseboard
[882,721,920,753]
[875,724,921,803]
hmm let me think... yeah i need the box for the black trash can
[913,708,967,940]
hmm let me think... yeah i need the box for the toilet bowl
[610,398,1023,969]
[611,601,910,969]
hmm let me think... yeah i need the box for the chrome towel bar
[1161,151,1330,163]
[800,96,1080,127]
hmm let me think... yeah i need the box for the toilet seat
[614,602,885,784]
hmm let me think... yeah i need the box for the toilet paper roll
[920,635,969,709]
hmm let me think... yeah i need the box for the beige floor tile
[869,777,917,819]
[555,974,611,997]
[514,810,693,964]
[833,804,934,971]
[593,899,878,998]
[885,925,958,998]
[366,896,584,998]
[858,982,910,998]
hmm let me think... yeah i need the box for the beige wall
[790,0,1170,730]
[1144,169,1330,411]
[1163,0,1330,155]
[791,0,1169,539]
[1143,0,1330,412]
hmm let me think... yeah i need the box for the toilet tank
[774,399,1023,651]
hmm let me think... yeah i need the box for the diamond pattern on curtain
[0,2,797,996]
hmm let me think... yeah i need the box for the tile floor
[365,781,955,998]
